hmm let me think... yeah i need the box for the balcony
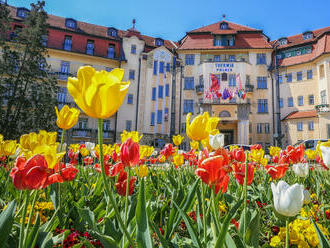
[51,71,73,81]
[103,130,113,139]
[245,84,254,92]
[195,84,204,94]
[315,104,330,113]
[72,128,92,138]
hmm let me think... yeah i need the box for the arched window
[220,22,228,30]
[17,8,29,18]
[219,111,231,117]
[303,31,313,40]
[107,27,118,37]
[278,38,288,45]
[155,38,164,46]
[65,18,77,29]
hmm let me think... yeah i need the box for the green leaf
[312,219,330,248]
[149,219,171,248]
[0,200,16,245]
[77,207,96,229]
[238,209,251,236]
[173,201,203,248]
[24,213,40,248]
[215,199,243,248]
[136,178,153,248]
[245,210,260,247]
[92,231,118,248]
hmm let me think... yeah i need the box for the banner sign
[215,63,234,72]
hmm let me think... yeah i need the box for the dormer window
[17,8,29,18]
[278,38,288,46]
[220,22,228,30]
[107,28,117,37]
[303,31,313,40]
[214,35,235,46]
[65,18,77,29]
[155,38,164,46]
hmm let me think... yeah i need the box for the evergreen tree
[0,1,58,139]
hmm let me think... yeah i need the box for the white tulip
[320,146,330,166]
[292,163,309,177]
[85,142,95,152]
[271,180,304,217]
[209,133,224,150]
[303,189,311,205]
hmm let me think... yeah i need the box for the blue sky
[11,0,330,41]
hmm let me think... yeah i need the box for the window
[286,73,292,83]
[129,70,135,80]
[127,94,133,104]
[77,118,88,129]
[321,90,327,104]
[246,75,250,85]
[257,99,268,113]
[165,84,170,97]
[65,18,77,29]
[229,74,236,87]
[214,35,235,46]
[279,38,288,45]
[308,121,314,131]
[265,123,270,134]
[297,122,303,131]
[155,38,164,46]
[220,22,228,30]
[57,87,67,104]
[279,98,283,108]
[319,64,325,78]
[228,55,236,62]
[307,70,313,79]
[297,71,302,81]
[107,28,117,37]
[288,97,293,107]
[152,87,156,101]
[214,55,221,62]
[164,108,169,121]
[153,61,158,75]
[166,63,170,72]
[278,75,283,84]
[86,40,94,55]
[159,62,164,73]
[181,123,186,133]
[17,8,29,18]
[256,53,266,64]
[199,75,204,85]
[257,77,267,89]
[298,96,304,106]
[184,77,194,90]
[158,85,163,98]
[63,36,72,51]
[108,44,115,58]
[309,95,314,105]
[184,100,194,114]
[150,112,155,126]
[257,123,263,133]
[41,35,48,47]
[103,120,111,131]
[303,32,313,40]
[185,54,195,65]
[221,73,227,81]
[105,67,113,72]
[131,45,136,54]
[157,110,162,124]
[60,61,70,74]
[126,120,132,131]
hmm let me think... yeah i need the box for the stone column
[238,120,249,144]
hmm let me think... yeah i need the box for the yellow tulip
[305,149,317,160]
[139,145,154,158]
[229,145,239,151]
[201,138,212,151]
[173,153,184,167]
[55,105,80,130]
[146,146,154,157]
[269,146,281,157]
[70,144,80,152]
[37,130,57,146]
[1,140,17,156]
[33,145,65,169]
[121,130,143,143]
[190,140,199,150]
[80,147,89,157]
[158,154,166,163]
[186,112,220,141]
[249,149,265,163]
[172,134,184,146]
[135,165,148,178]
[260,157,268,167]
[20,130,57,152]
[0,134,3,142]
[67,66,130,119]
[316,140,330,160]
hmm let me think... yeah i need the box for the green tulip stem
[19,190,29,248]
[201,181,207,243]
[243,152,249,237]
[98,119,135,247]
[123,166,131,246]
[286,219,289,248]
[60,129,65,153]
[23,190,38,246]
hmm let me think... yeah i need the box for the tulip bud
[271,180,304,217]
[320,146,330,166]
[209,133,224,150]
[120,138,139,167]
[292,163,309,177]
[303,189,311,205]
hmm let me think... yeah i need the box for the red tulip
[10,155,49,190]
[195,155,230,194]
[46,163,78,186]
[68,149,78,165]
[120,138,139,167]
[265,163,289,180]
[250,144,262,150]
[83,156,94,165]
[110,162,124,177]
[160,143,176,159]
[115,170,137,196]
[232,162,255,185]
[287,144,305,164]
[214,147,230,165]
[230,148,245,162]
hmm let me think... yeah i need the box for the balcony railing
[72,128,92,138]
[195,84,204,94]
[245,84,254,92]
[103,130,113,139]
[315,104,330,113]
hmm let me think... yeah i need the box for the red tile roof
[283,110,318,120]
[189,21,261,34]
